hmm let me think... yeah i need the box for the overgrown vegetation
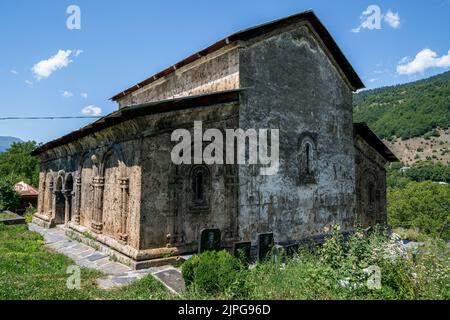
[353,71,450,140]
[182,227,449,300]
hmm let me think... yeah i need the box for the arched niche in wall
[297,132,318,185]
[188,164,211,213]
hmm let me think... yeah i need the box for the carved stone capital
[119,178,129,189]
[92,176,105,188]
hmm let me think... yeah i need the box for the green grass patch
[0,224,170,300]
[0,212,17,220]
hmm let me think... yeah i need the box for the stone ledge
[32,214,54,228]
[65,224,185,270]
[0,211,26,226]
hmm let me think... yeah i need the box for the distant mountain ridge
[0,136,22,153]
[353,71,450,140]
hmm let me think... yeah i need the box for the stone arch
[100,145,127,239]
[99,144,126,178]
[359,168,381,226]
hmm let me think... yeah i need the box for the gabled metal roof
[110,10,364,101]
[31,89,241,156]
[354,123,399,162]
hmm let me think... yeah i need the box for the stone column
[63,190,73,225]
[90,176,105,233]
[73,176,82,224]
[47,181,54,218]
[118,178,129,244]
[38,181,45,214]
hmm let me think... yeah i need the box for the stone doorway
[64,174,74,224]
[54,176,65,225]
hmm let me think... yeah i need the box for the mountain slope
[353,71,450,140]
[0,136,22,153]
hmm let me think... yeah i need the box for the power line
[0,116,102,120]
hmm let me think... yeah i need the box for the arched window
[193,169,204,202]
[298,134,317,185]
[305,142,312,175]
[189,165,210,212]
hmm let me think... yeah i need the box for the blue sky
[0,0,449,143]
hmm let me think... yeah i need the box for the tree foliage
[0,141,40,187]
[388,182,450,240]
[387,161,450,188]
[354,71,450,140]
[0,178,20,211]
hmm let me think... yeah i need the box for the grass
[1,224,448,300]
[0,212,18,220]
[182,227,450,300]
[0,224,171,300]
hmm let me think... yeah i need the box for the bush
[246,227,421,299]
[0,178,19,211]
[181,250,247,297]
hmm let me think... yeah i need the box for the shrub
[182,250,247,297]
[0,178,19,211]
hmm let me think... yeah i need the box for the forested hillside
[354,71,450,140]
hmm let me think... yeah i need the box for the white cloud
[74,49,83,57]
[32,50,74,80]
[383,10,401,29]
[368,78,378,83]
[397,49,450,75]
[352,6,400,32]
[62,90,73,98]
[81,92,88,99]
[25,80,33,88]
[10,70,18,75]
[81,105,102,116]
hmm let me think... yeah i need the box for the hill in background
[354,71,450,165]
[354,71,450,141]
[0,136,22,153]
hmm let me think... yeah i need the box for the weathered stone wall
[117,45,240,108]
[35,101,240,256]
[354,135,388,227]
[36,124,144,250]
[138,102,239,250]
[238,22,356,243]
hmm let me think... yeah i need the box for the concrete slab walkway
[28,223,185,293]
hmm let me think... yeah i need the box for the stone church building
[32,11,397,268]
